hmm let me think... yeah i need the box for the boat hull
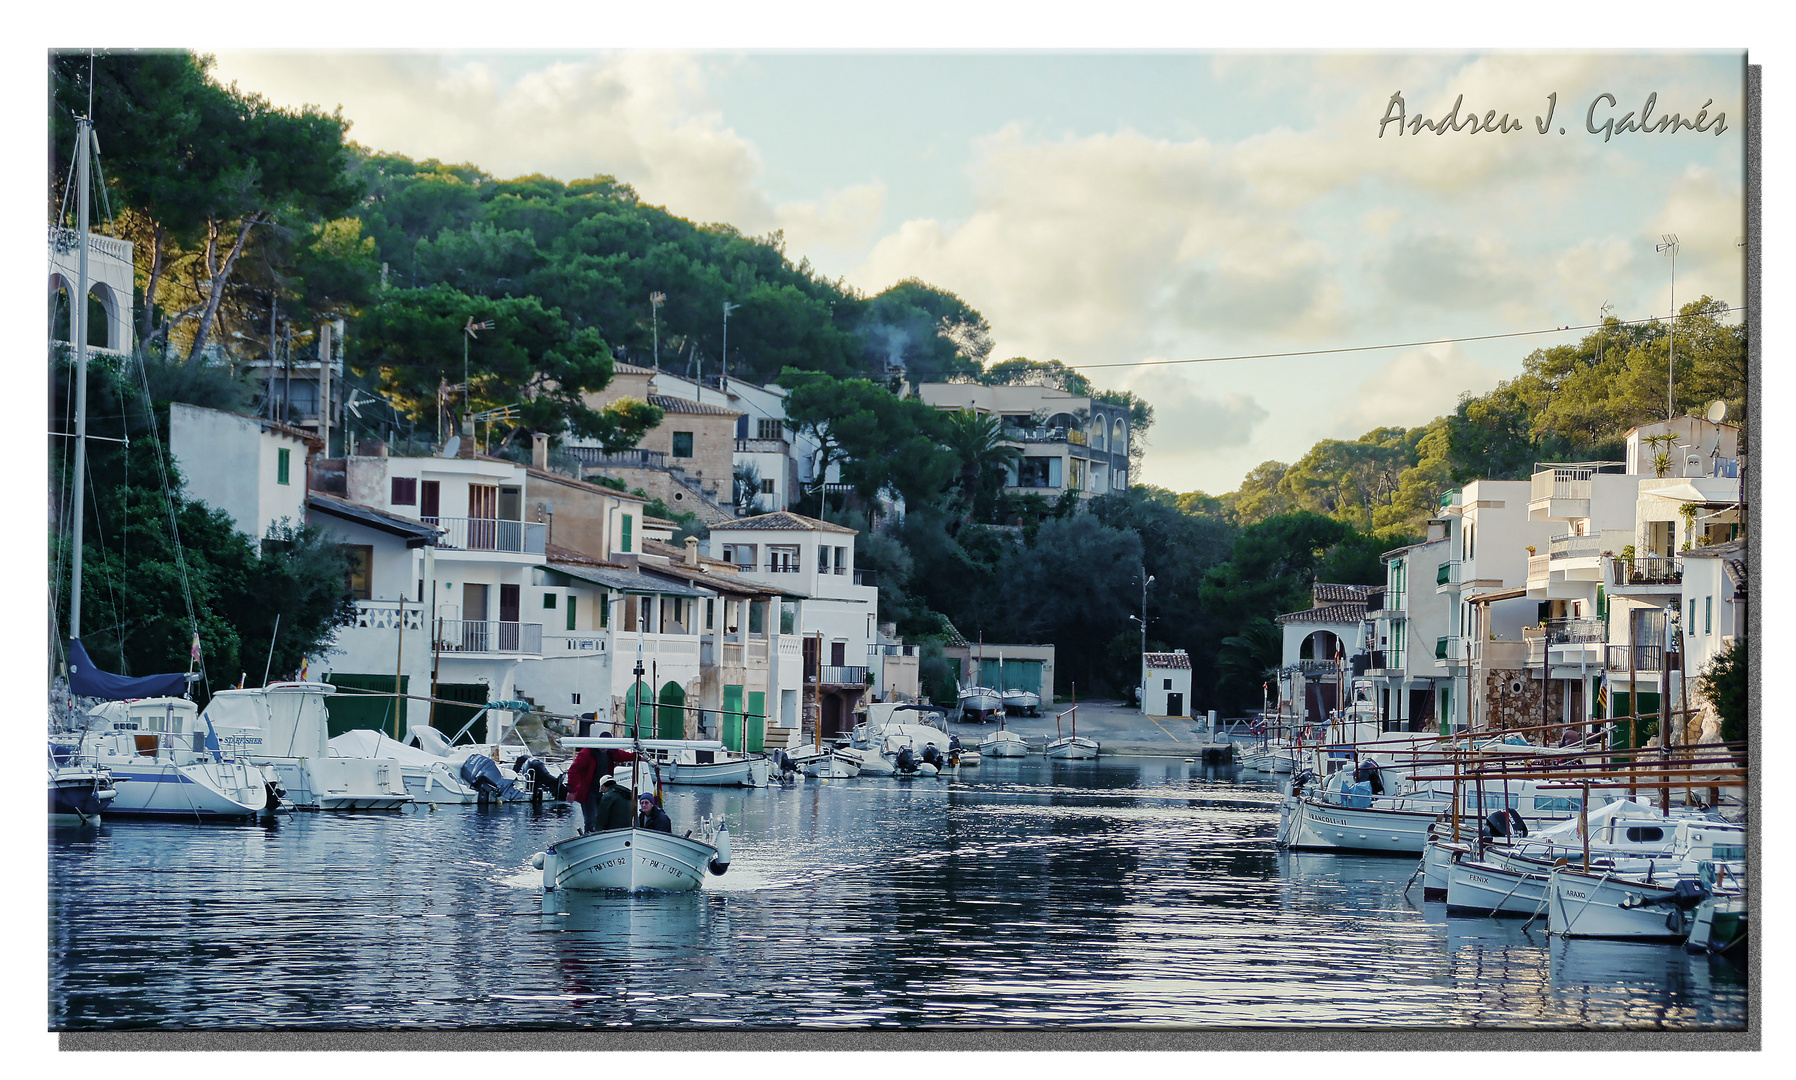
[1446,857,1550,917]
[98,760,273,818]
[265,758,412,811]
[1279,794,1439,855]
[666,758,768,786]
[49,770,115,821]
[1546,869,1693,941]
[978,732,1029,758]
[1420,838,1472,900]
[541,828,720,892]
[1045,737,1099,760]
[1684,892,1746,954]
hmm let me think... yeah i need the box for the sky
[203,47,1749,495]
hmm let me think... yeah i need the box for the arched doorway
[656,680,686,740]
[624,682,649,738]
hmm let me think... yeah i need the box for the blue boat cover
[66,639,189,700]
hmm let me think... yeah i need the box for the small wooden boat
[1044,701,1098,759]
[537,821,730,892]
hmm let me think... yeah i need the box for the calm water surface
[49,756,1746,1030]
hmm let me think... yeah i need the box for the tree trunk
[139,223,168,346]
[186,214,261,362]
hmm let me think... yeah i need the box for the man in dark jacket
[593,776,636,832]
[636,791,673,832]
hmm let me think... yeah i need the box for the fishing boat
[632,742,770,786]
[957,684,1002,722]
[1545,819,1745,940]
[979,703,1030,758]
[201,682,411,810]
[1001,688,1040,717]
[60,695,281,819]
[1044,702,1098,759]
[792,747,861,779]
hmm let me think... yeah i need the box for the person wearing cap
[593,774,635,832]
[635,790,672,833]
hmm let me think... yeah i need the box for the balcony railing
[567,447,669,470]
[1548,533,1605,560]
[1605,644,1663,673]
[734,437,789,454]
[353,600,427,632]
[50,225,133,263]
[544,633,609,652]
[818,665,869,686]
[431,517,546,554]
[853,569,876,587]
[1611,554,1683,586]
[1531,466,1596,503]
[1527,553,1550,586]
[434,620,542,654]
[1545,617,1606,644]
[869,643,919,656]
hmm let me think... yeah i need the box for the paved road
[941,699,1240,757]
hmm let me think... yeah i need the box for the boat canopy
[66,639,190,700]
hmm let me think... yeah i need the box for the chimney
[458,418,475,458]
[684,535,700,567]
[532,432,549,471]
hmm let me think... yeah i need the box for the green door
[322,674,408,739]
[746,691,766,753]
[432,682,489,743]
[977,659,1040,692]
[1610,691,1662,749]
[722,685,744,753]
[657,681,686,740]
[624,682,649,739]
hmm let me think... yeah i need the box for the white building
[915,382,1133,499]
[1143,652,1194,718]
[169,402,316,540]
[709,511,879,738]
[49,225,135,357]
[1365,528,1452,733]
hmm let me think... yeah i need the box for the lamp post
[1131,574,1155,710]
[650,292,665,371]
[721,301,740,387]
[1656,234,1678,421]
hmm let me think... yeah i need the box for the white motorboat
[979,729,1029,757]
[61,697,281,819]
[1277,767,1449,854]
[634,742,770,786]
[536,820,731,892]
[202,682,411,810]
[329,729,483,804]
[1001,688,1040,716]
[836,744,896,776]
[801,750,861,779]
[951,747,981,766]
[403,706,542,802]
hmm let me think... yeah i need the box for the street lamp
[1133,574,1155,710]
[650,292,665,371]
[1656,234,1679,421]
[721,301,740,386]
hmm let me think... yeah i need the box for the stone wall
[1482,669,1567,732]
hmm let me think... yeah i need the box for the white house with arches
[915,382,1132,499]
[50,226,136,357]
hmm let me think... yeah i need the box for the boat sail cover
[65,638,189,700]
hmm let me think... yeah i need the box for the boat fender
[708,824,732,875]
[918,762,938,777]
[531,851,545,869]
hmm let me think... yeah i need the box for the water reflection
[50,756,1746,1030]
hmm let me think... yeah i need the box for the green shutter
[722,685,744,753]
[567,594,577,632]
[277,447,291,485]
[622,514,633,553]
[746,691,766,753]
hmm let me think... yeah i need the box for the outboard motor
[920,744,944,769]
[1484,808,1527,839]
[1289,769,1316,798]
[949,734,962,753]
[460,753,515,806]
[708,823,732,876]
[512,755,564,802]
[263,779,287,813]
[895,746,918,774]
[1353,757,1385,795]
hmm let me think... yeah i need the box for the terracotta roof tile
[709,510,858,535]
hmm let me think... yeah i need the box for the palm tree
[939,409,1022,508]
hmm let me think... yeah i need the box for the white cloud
[774,183,886,272]
[1332,343,1502,437]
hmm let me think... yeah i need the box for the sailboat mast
[68,117,93,641]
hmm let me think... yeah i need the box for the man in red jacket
[565,748,601,832]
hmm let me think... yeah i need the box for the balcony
[1611,554,1683,587]
[1545,617,1606,644]
[735,437,789,454]
[544,633,609,652]
[818,665,869,686]
[1527,553,1550,590]
[431,516,546,554]
[567,447,669,471]
[353,600,427,632]
[434,620,542,655]
[869,643,919,657]
[853,568,876,587]
[1529,465,1596,520]
[1548,533,1605,560]
[1605,644,1663,673]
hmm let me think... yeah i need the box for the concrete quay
[939,699,1238,759]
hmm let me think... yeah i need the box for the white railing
[722,643,744,666]
[354,601,426,632]
[430,517,546,554]
[1548,533,1605,560]
[1527,553,1550,586]
[1531,467,1594,503]
[748,640,769,664]
[544,633,609,652]
[50,226,133,264]
[433,620,542,654]
[779,638,802,661]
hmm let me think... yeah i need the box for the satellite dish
[442,435,461,458]
[1705,400,1727,424]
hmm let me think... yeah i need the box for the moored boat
[49,746,115,822]
[61,697,281,819]
[202,682,411,810]
[979,729,1029,757]
[1045,735,1099,760]
[957,685,1002,722]
[1001,688,1040,716]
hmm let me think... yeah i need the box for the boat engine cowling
[460,754,516,804]
[920,745,944,769]
[895,746,917,773]
[708,824,732,876]
[1353,758,1384,795]
[1484,808,1527,839]
[512,755,565,801]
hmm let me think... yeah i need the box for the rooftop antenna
[1655,234,1679,421]
[1597,300,1614,363]
[650,292,665,372]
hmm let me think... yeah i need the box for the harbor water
[49,756,1746,1030]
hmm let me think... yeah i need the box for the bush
[1697,638,1748,745]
